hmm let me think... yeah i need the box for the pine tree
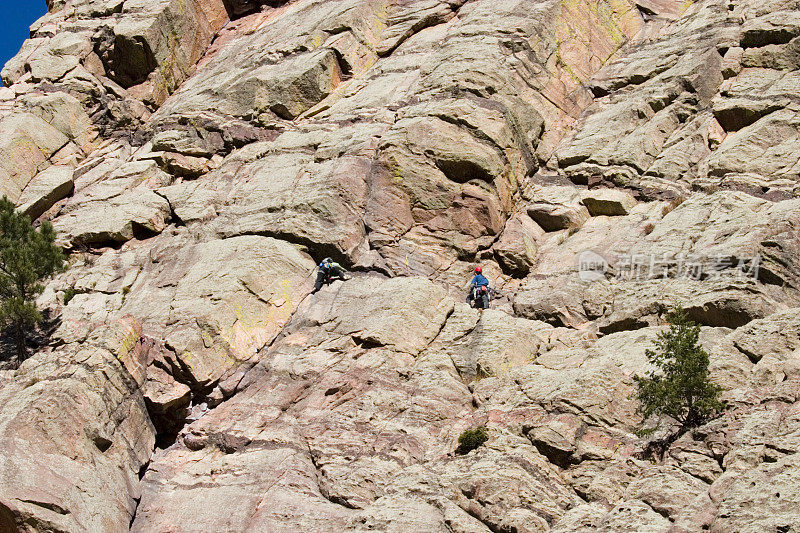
[634,306,724,435]
[0,197,65,360]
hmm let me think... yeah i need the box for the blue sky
[0,1,47,85]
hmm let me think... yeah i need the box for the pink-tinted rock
[2,0,800,531]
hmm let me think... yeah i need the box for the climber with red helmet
[467,266,491,309]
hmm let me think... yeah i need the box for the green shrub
[634,305,724,437]
[0,197,65,359]
[456,426,489,455]
[63,287,77,305]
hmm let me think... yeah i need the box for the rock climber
[467,266,491,309]
[313,257,348,292]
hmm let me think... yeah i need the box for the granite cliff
[0,0,799,531]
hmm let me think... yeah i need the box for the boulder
[54,188,172,246]
[528,202,590,232]
[19,92,97,154]
[152,0,366,121]
[110,0,227,102]
[151,127,225,157]
[254,49,344,120]
[378,115,508,219]
[17,165,75,220]
[526,186,590,232]
[493,211,543,275]
[1,38,48,86]
[581,189,638,216]
[52,232,317,390]
[728,309,800,363]
[564,459,650,506]
[0,113,70,201]
[740,11,800,48]
[707,108,800,181]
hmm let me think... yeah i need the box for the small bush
[63,287,77,305]
[456,426,488,455]
[634,305,724,439]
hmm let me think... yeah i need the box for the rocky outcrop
[554,0,800,201]
[0,344,154,531]
[1,0,799,530]
[17,165,75,220]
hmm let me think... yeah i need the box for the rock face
[0,345,154,532]
[1,0,800,531]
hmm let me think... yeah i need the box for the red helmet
[474,266,482,273]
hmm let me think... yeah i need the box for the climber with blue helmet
[313,257,347,293]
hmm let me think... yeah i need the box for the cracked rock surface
[1,0,800,531]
